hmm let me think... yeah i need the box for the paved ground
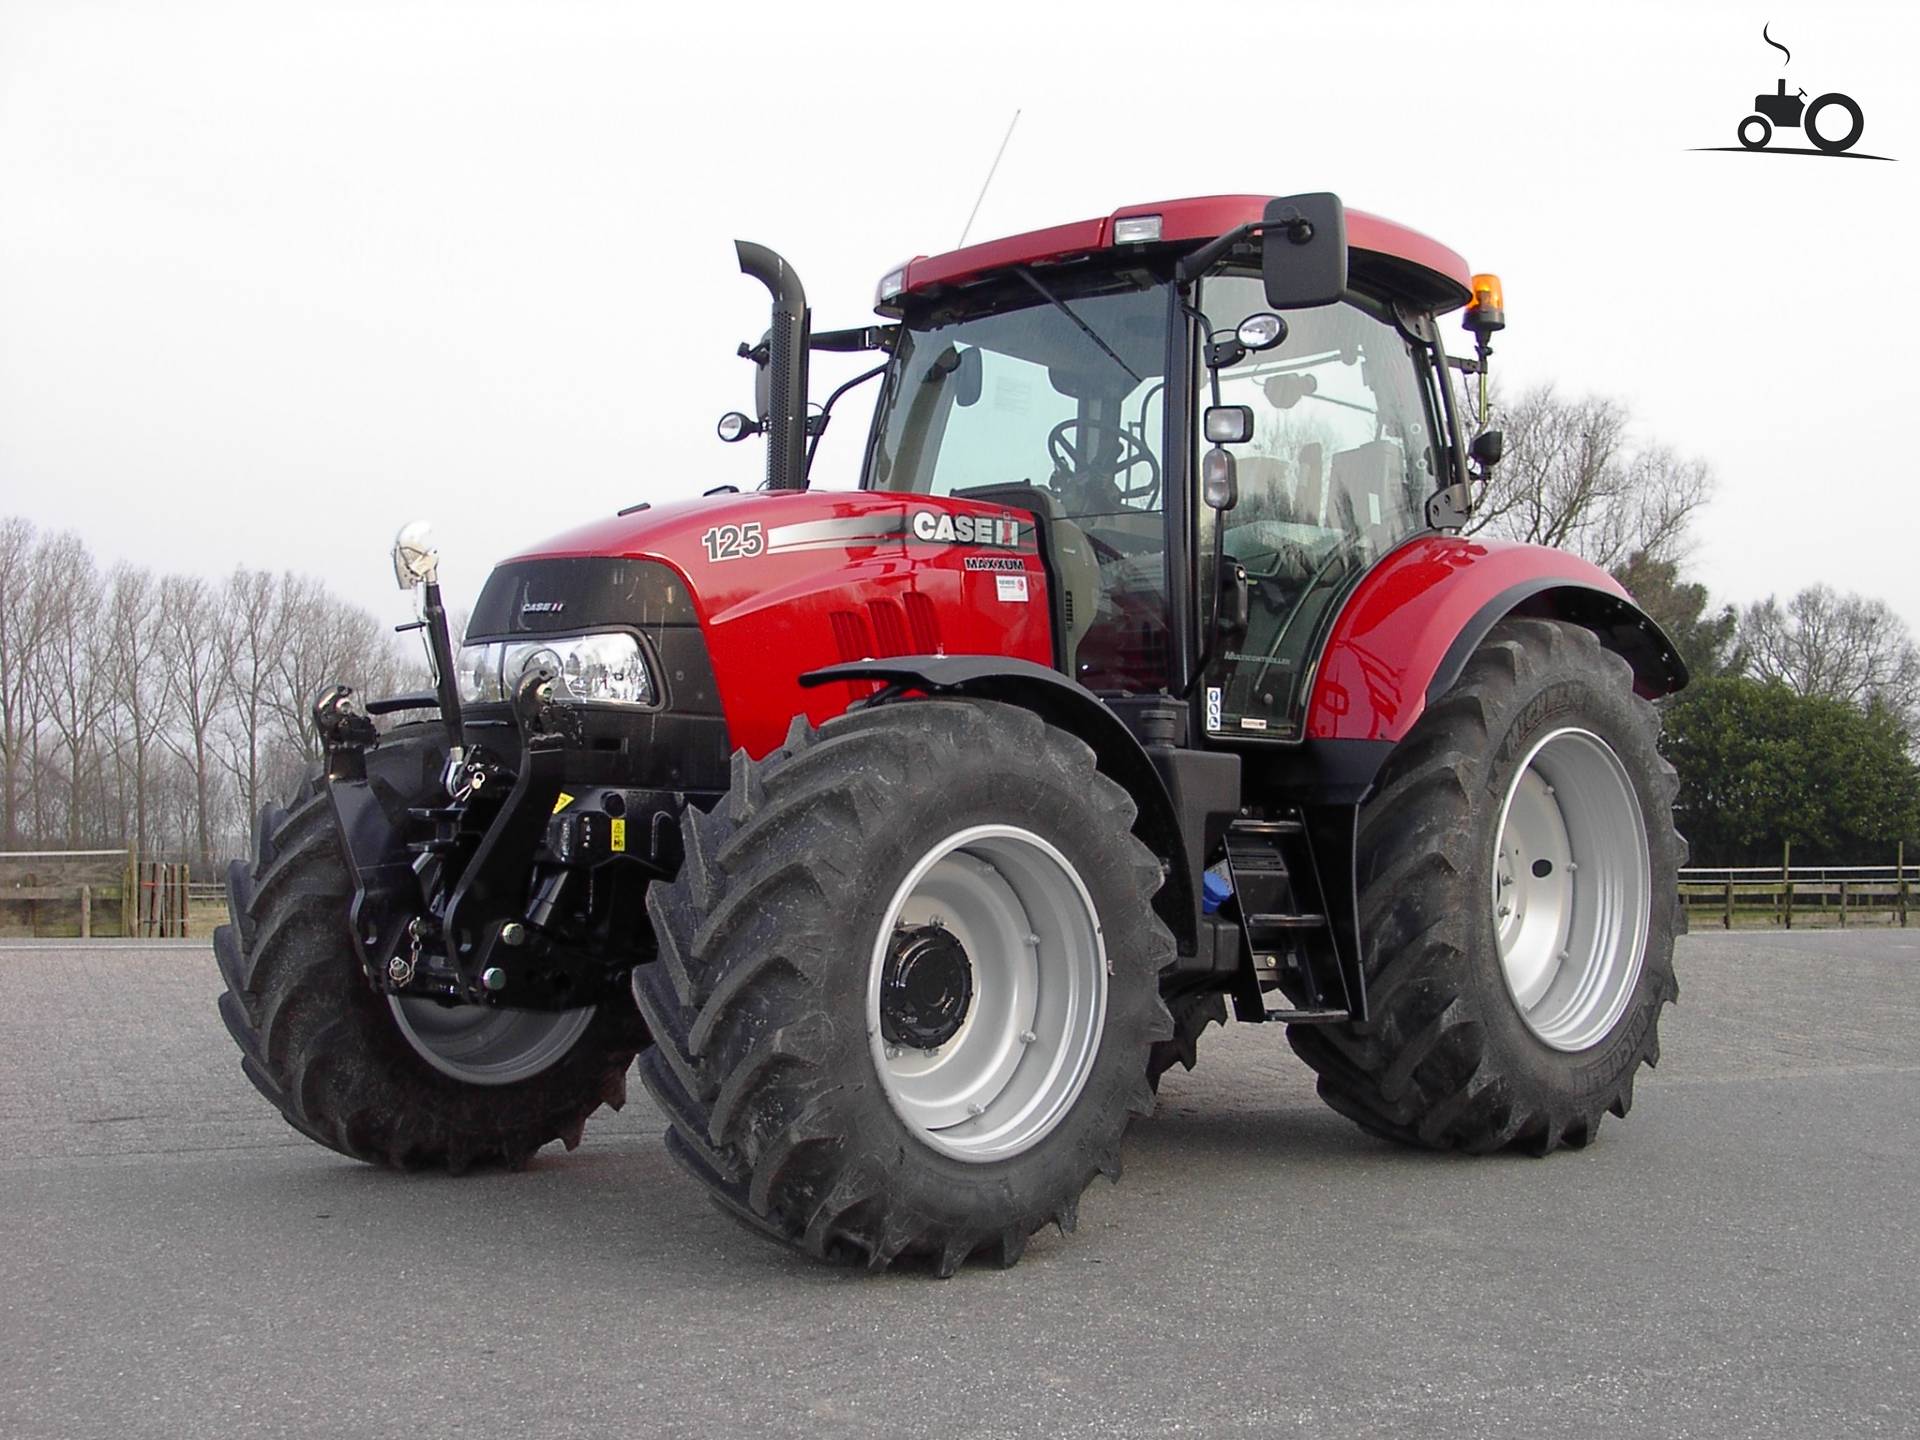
[2,930,1916,1439]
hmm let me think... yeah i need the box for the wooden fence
[131,861,194,938]
[0,851,193,938]
[9,847,1915,938]
[1680,843,1913,930]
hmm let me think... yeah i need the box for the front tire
[632,701,1174,1274]
[1288,619,1682,1155]
[213,735,645,1171]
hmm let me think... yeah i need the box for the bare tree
[268,577,374,754]
[218,568,282,835]
[0,518,50,846]
[33,535,114,848]
[157,573,232,869]
[1740,585,1920,726]
[1466,384,1713,569]
[104,565,171,859]
[3,514,428,862]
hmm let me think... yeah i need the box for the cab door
[1193,275,1447,741]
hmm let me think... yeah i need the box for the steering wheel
[1046,419,1161,509]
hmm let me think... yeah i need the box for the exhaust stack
[735,241,810,492]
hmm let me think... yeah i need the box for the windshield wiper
[1013,267,1142,386]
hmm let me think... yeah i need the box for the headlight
[455,632,655,708]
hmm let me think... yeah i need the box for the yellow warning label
[610,818,627,853]
[552,792,575,814]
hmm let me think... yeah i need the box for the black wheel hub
[879,922,974,1050]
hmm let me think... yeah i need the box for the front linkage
[314,663,675,1015]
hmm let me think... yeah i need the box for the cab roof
[895,194,1474,312]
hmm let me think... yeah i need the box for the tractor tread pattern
[631,699,1174,1275]
[1287,619,1683,1157]
[212,741,644,1173]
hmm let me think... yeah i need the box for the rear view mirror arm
[804,363,889,478]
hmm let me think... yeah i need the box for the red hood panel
[511,490,1053,759]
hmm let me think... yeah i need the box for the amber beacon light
[1466,273,1506,334]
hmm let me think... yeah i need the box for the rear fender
[1306,536,1688,751]
[800,656,1206,957]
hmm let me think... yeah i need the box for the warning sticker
[610,818,627,853]
[552,791,575,814]
[995,573,1029,603]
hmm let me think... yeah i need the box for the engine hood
[499,488,1056,759]
[509,489,1036,628]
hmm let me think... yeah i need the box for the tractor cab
[847,194,1490,741]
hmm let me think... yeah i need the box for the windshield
[865,273,1172,691]
[867,277,1168,510]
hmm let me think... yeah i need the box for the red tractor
[215,193,1686,1274]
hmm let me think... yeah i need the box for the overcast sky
[2,0,1915,640]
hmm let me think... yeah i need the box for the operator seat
[952,483,1102,674]
[1329,439,1400,555]
[1295,442,1325,526]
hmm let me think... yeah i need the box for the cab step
[1245,912,1327,931]
[1223,814,1352,1023]
[1231,818,1305,837]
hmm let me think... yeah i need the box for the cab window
[1196,274,1441,739]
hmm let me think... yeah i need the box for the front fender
[1306,536,1688,745]
[800,656,1206,957]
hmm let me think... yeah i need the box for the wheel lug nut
[1019,1030,1037,1045]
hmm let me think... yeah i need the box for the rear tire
[1288,619,1681,1155]
[632,701,1174,1273]
[213,731,645,1171]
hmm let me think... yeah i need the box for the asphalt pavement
[2,929,1916,1439]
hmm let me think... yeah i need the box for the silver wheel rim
[389,996,595,1086]
[1491,727,1651,1052]
[867,825,1108,1163]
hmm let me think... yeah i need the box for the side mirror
[391,521,439,591]
[1204,405,1254,445]
[1470,429,1505,468]
[954,346,983,407]
[1264,373,1318,410]
[746,328,773,423]
[1262,192,1347,310]
[1201,446,1239,511]
[928,345,983,406]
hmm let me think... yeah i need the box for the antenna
[957,108,1021,248]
